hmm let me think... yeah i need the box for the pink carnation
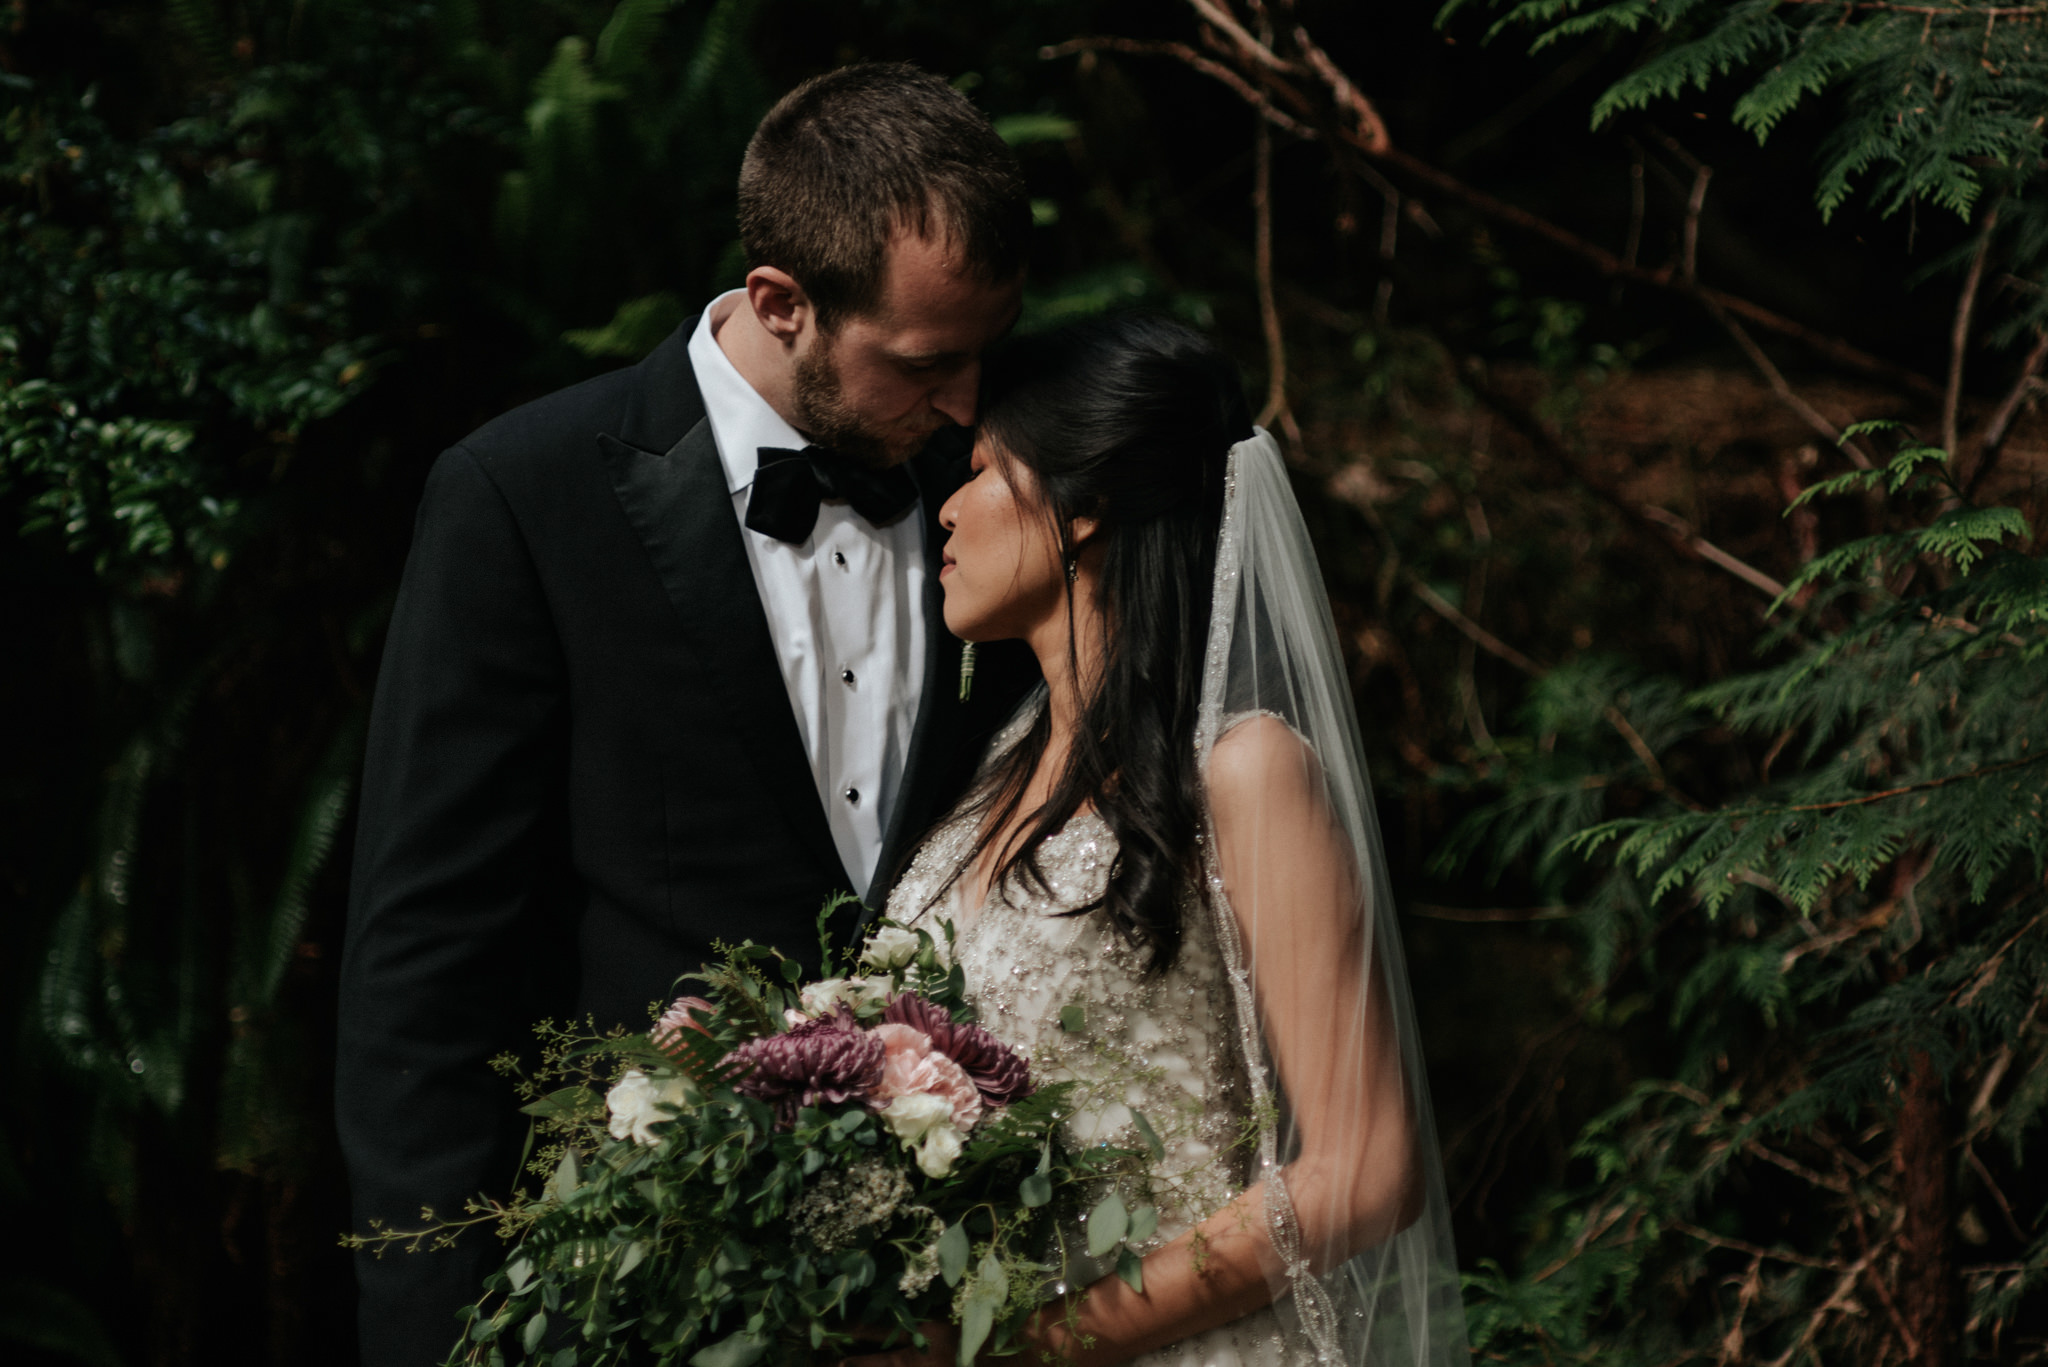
[871,1022,983,1132]
[883,994,1032,1106]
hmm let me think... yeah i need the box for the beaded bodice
[884,802,1253,1276]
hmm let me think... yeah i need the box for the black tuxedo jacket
[336,323,1034,1366]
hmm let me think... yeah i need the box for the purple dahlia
[883,994,1032,1106]
[722,1006,884,1123]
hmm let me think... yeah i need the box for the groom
[337,64,1036,1366]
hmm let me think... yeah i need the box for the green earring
[958,641,977,702]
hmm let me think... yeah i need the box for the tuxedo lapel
[599,421,854,894]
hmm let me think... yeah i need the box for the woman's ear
[1069,514,1101,549]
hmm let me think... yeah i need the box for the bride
[860,313,1467,1367]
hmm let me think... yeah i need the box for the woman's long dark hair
[940,311,1252,972]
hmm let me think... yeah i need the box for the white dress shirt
[688,290,927,901]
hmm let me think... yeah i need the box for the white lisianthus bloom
[860,925,922,972]
[850,975,894,1014]
[605,1069,693,1147]
[799,978,857,1016]
[880,1092,966,1178]
[800,975,893,1019]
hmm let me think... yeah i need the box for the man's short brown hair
[737,63,1029,327]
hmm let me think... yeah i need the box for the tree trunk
[1895,1048,1955,1367]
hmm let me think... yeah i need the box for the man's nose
[929,362,979,427]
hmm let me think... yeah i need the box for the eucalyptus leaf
[937,1221,970,1287]
[520,1085,595,1119]
[1019,1171,1052,1207]
[1130,1110,1165,1161]
[507,1256,535,1293]
[1127,1204,1159,1243]
[522,1311,549,1355]
[551,1146,581,1203]
[618,1239,649,1277]
[1059,1004,1086,1033]
[958,1252,1010,1367]
[1086,1191,1129,1257]
[1116,1248,1144,1293]
[690,1330,769,1367]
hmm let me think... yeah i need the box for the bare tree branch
[1963,326,2048,495]
[1701,297,1877,470]
[1039,37,1312,137]
[1644,127,1711,283]
[1407,576,1546,677]
[1252,114,1302,445]
[1464,360,1791,598]
[1050,19,1944,397]
[1945,205,2000,459]
[1672,1222,1849,1273]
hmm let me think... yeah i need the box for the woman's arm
[845,718,1418,1367]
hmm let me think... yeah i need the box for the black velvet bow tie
[744,445,919,544]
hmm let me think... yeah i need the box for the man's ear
[744,266,811,346]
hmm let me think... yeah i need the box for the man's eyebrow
[889,348,970,364]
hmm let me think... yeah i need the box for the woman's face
[936,433,1069,643]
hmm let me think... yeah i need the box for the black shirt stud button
[844,787,860,806]
[840,667,855,685]
[832,550,848,567]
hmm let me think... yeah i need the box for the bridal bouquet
[372,905,1156,1367]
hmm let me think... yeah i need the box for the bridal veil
[1193,429,1468,1367]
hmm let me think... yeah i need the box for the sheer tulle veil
[1194,429,1468,1367]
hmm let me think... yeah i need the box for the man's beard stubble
[790,330,936,470]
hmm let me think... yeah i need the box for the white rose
[604,1069,693,1147]
[880,1092,966,1178]
[861,925,922,972]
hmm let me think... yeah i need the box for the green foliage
[1462,0,2048,220]
[1450,433,2048,1358]
[1,0,770,582]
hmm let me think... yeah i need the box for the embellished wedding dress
[886,431,1467,1367]
[886,708,1301,1367]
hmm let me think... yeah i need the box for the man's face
[790,228,1022,467]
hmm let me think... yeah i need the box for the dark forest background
[4,1,2047,1364]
